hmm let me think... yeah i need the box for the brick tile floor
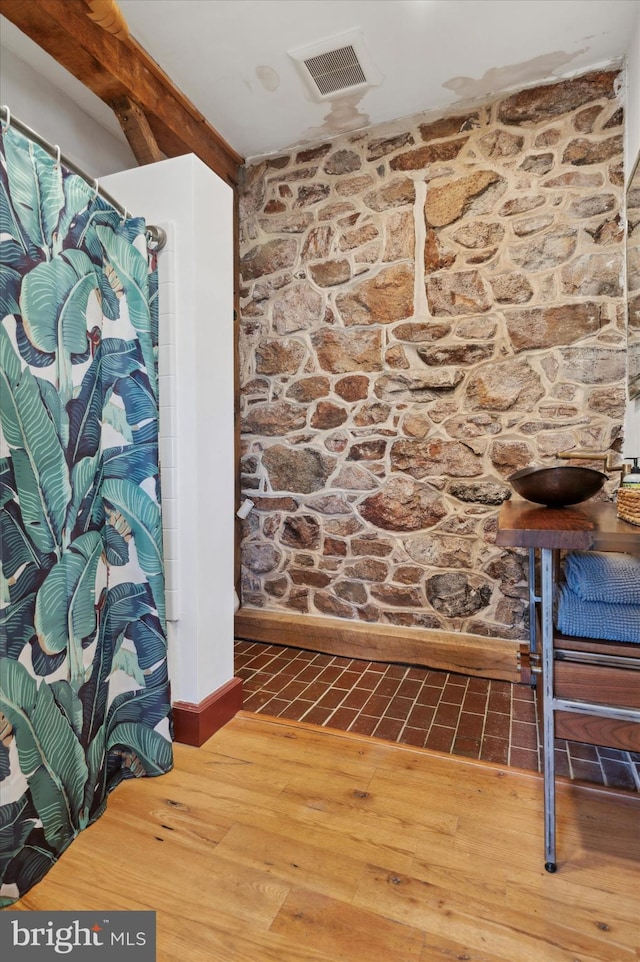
[235,640,640,792]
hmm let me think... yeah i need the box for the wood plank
[235,608,521,682]
[496,501,640,553]
[420,934,508,962]
[505,869,640,953]
[554,633,640,660]
[271,888,424,962]
[0,0,242,184]
[280,777,459,850]
[213,822,364,902]
[155,911,336,962]
[554,710,640,751]
[10,714,640,962]
[111,95,164,165]
[200,710,388,775]
[171,757,427,876]
[554,661,640,708]
[354,862,634,962]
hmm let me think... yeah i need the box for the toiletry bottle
[622,458,640,488]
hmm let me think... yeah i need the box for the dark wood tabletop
[496,500,640,553]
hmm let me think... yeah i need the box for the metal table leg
[528,547,537,659]
[540,547,557,873]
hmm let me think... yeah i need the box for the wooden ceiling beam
[0,0,242,184]
[112,95,164,166]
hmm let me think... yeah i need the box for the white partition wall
[626,4,640,180]
[103,155,235,707]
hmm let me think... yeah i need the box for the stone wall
[237,69,626,643]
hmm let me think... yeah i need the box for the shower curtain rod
[1,105,166,251]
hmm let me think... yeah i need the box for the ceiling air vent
[288,29,381,102]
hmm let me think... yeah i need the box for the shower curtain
[0,124,173,906]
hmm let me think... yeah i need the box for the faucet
[556,450,627,475]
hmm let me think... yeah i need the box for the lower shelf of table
[554,631,640,659]
[554,710,640,751]
[537,629,640,752]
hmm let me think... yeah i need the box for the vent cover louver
[289,29,381,102]
[303,45,367,97]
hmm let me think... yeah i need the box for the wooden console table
[496,501,640,872]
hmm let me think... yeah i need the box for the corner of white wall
[102,158,235,706]
[625,2,640,182]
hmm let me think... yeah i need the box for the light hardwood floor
[9,712,640,962]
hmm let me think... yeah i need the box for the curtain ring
[1,106,10,130]
[53,144,61,169]
[91,178,100,201]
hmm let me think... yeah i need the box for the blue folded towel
[564,551,640,605]
[556,585,640,643]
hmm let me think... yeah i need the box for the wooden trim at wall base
[172,677,243,747]
[235,609,522,683]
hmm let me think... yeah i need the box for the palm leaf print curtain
[0,124,173,906]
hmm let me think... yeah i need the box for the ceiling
[3,0,640,163]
